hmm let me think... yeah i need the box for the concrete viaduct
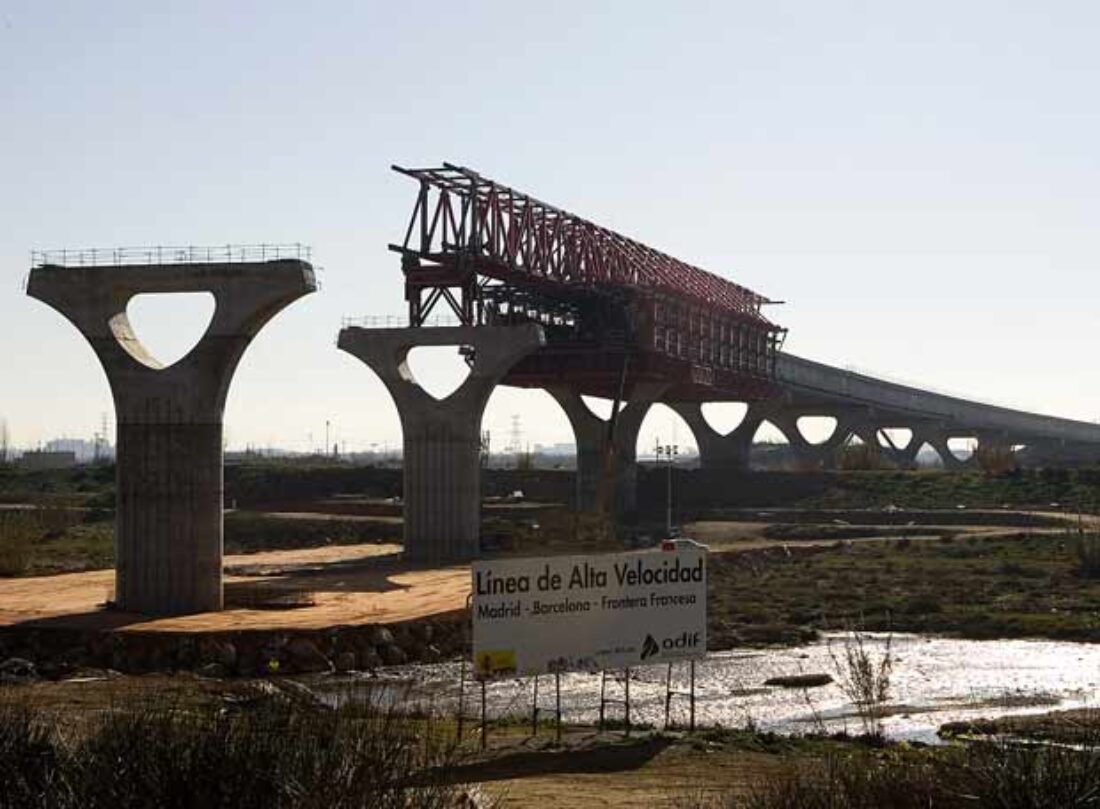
[673,354,1100,473]
[25,169,1100,616]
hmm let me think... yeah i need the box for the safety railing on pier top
[30,243,312,268]
[340,314,463,329]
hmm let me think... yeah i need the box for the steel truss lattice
[389,162,785,400]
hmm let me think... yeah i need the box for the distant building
[44,437,112,463]
[533,442,577,456]
[19,450,77,470]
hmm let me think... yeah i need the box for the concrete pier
[547,384,665,515]
[671,401,761,472]
[338,324,544,564]
[28,259,315,615]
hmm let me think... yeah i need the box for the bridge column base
[339,325,544,565]
[548,384,665,517]
[670,402,761,472]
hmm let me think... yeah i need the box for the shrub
[0,512,37,576]
[948,736,1100,807]
[837,445,884,471]
[0,690,474,808]
[679,738,1100,808]
[828,631,894,739]
[1073,533,1100,579]
[0,705,67,805]
[973,444,1019,476]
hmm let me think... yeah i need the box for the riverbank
[941,706,1100,745]
[4,673,1100,808]
[4,511,1100,677]
[704,529,1100,647]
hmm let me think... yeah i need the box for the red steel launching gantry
[390,162,785,401]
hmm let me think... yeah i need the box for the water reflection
[336,634,1100,744]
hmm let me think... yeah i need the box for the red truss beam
[390,163,781,329]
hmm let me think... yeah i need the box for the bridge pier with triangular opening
[338,324,544,565]
[27,258,316,615]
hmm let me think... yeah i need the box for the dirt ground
[483,739,787,807]
[0,543,470,632]
[0,509,1071,635]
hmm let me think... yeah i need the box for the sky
[2,1,1099,457]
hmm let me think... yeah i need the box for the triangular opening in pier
[125,292,216,369]
[915,441,944,467]
[637,404,697,459]
[701,402,748,435]
[796,415,838,445]
[947,437,976,462]
[878,428,914,449]
[753,420,790,445]
[581,396,615,421]
[406,345,473,400]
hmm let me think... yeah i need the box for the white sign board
[471,547,706,678]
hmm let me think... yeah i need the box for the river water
[344,634,1100,744]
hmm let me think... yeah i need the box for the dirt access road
[0,544,468,632]
[0,509,1069,634]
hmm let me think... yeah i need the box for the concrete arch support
[27,259,316,615]
[547,384,666,516]
[339,324,544,565]
[922,431,965,470]
[669,402,761,471]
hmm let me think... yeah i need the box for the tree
[0,417,9,464]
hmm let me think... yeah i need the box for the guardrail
[30,244,312,268]
[340,314,464,329]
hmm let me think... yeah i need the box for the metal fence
[340,314,464,329]
[30,243,312,268]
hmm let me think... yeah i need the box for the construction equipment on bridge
[390,162,785,402]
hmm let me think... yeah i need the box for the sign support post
[664,663,673,729]
[531,675,540,736]
[555,672,562,743]
[690,660,696,732]
[480,679,487,751]
[456,662,466,741]
[598,670,607,731]
[625,668,631,736]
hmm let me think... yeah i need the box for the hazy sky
[3,1,1099,456]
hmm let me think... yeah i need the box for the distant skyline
[3,2,1099,456]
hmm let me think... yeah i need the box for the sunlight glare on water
[370,634,1100,744]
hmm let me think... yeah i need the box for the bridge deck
[779,353,1100,445]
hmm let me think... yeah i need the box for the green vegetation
[941,707,1100,746]
[1073,532,1100,578]
[0,465,114,507]
[0,508,111,576]
[761,523,950,541]
[222,511,399,554]
[798,468,1100,512]
[224,463,400,508]
[0,510,399,578]
[0,689,470,808]
[708,533,1100,647]
[0,512,35,576]
[6,673,1100,808]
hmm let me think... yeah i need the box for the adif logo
[641,631,703,661]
